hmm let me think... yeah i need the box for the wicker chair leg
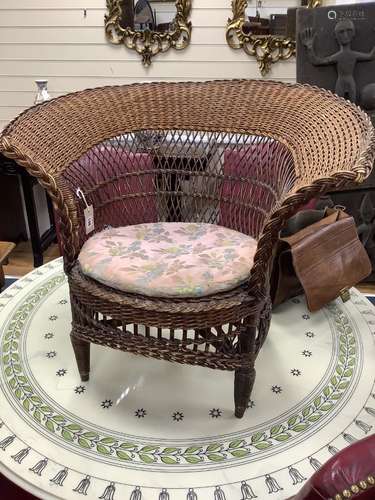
[255,297,272,355]
[234,322,258,418]
[70,334,90,382]
[234,367,256,418]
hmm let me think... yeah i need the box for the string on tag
[76,187,89,208]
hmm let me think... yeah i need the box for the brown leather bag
[271,208,372,311]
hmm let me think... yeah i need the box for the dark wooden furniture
[0,80,373,418]
[0,241,15,290]
[0,153,56,267]
[0,171,28,243]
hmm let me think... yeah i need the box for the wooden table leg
[0,241,16,290]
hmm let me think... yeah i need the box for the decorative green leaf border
[1,273,357,466]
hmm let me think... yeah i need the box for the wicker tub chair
[1,80,374,418]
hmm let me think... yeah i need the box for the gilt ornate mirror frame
[105,0,192,66]
[226,0,321,76]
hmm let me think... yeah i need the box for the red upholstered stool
[294,435,375,499]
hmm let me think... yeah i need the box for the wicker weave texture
[1,80,374,180]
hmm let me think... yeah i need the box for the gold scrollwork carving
[226,0,321,76]
[105,0,192,66]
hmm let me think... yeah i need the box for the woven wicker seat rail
[1,79,374,418]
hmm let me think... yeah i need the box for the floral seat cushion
[78,223,258,298]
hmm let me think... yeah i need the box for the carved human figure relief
[301,19,375,102]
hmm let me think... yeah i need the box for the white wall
[0,0,297,131]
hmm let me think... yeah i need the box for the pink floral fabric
[78,222,257,298]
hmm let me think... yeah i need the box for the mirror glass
[243,0,308,39]
[120,0,177,33]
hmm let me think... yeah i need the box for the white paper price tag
[76,187,95,235]
[84,205,95,234]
